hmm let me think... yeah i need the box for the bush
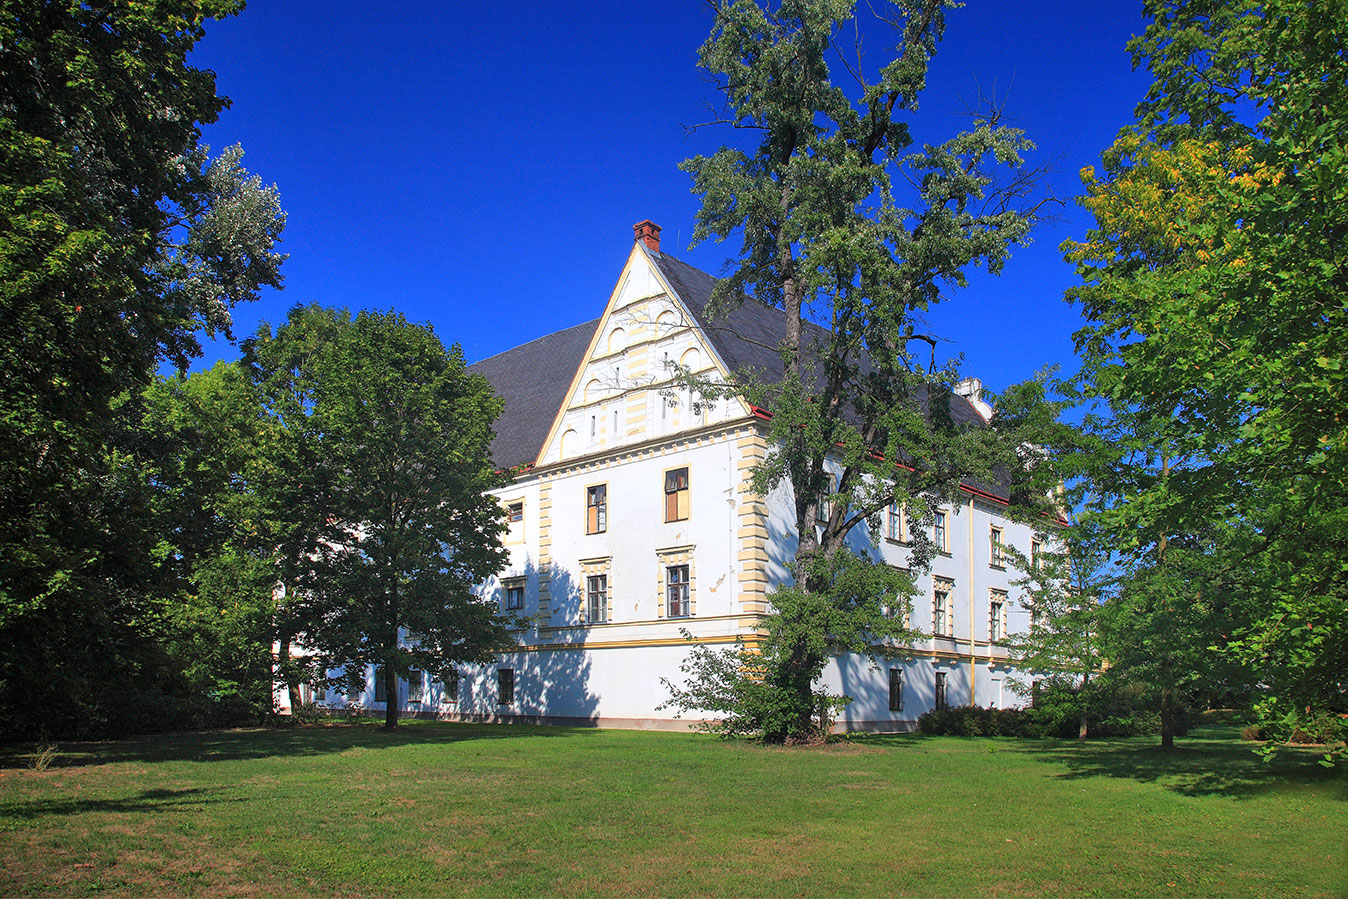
[917,706,1041,737]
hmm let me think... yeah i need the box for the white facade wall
[291,242,1048,731]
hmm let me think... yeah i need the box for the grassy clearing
[0,718,1343,897]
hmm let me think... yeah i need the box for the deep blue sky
[190,1,1153,394]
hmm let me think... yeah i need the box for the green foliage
[1062,0,1348,746]
[247,308,513,729]
[0,0,285,739]
[677,0,1060,741]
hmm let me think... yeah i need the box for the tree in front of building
[1063,0,1348,749]
[666,0,1060,741]
[271,310,515,730]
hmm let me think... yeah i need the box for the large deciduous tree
[1063,0,1348,744]
[668,0,1059,741]
[0,0,285,738]
[253,309,514,730]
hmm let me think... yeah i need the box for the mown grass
[0,717,1343,897]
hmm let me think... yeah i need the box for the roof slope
[469,247,993,489]
[468,318,600,469]
[649,249,990,432]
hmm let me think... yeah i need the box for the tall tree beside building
[279,310,515,730]
[1063,0,1348,742]
[672,0,1059,740]
[0,0,286,738]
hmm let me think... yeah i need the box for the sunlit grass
[0,718,1343,896]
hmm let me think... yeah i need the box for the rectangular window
[498,668,514,705]
[934,511,948,553]
[886,503,904,542]
[313,682,326,703]
[586,484,608,534]
[935,672,949,711]
[374,667,388,704]
[664,468,689,522]
[1030,539,1043,569]
[666,564,690,617]
[507,502,523,523]
[408,669,426,703]
[816,477,834,525]
[889,668,904,712]
[445,670,459,703]
[990,526,1005,567]
[586,574,608,624]
[504,579,525,611]
[933,586,952,637]
[989,598,1005,642]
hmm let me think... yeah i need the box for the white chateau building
[290,221,1042,731]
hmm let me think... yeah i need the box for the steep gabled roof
[470,246,995,491]
[468,318,601,469]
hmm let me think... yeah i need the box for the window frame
[933,510,949,553]
[933,580,954,637]
[407,669,426,704]
[989,525,1006,568]
[989,591,1007,643]
[934,671,949,711]
[444,670,459,703]
[586,573,609,624]
[885,503,906,543]
[664,466,690,522]
[888,668,904,712]
[586,483,608,535]
[497,668,515,706]
[503,577,525,612]
[666,563,691,618]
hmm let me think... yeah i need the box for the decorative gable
[536,240,750,468]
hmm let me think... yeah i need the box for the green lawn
[0,718,1343,897]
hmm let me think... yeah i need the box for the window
[934,672,949,711]
[408,669,426,703]
[889,668,904,712]
[990,526,1006,567]
[504,578,525,611]
[498,668,514,705]
[507,502,523,524]
[664,467,689,522]
[886,503,905,542]
[666,564,690,617]
[934,511,948,553]
[989,592,1007,642]
[586,484,607,534]
[1030,539,1043,569]
[586,574,608,624]
[933,583,953,637]
[313,682,326,703]
[816,476,834,525]
[445,670,459,703]
[374,667,388,704]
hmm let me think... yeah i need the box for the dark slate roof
[468,318,600,469]
[648,248,990,433]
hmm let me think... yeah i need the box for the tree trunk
[383,663,398,730]
[1160,687,1175,750]
[277,628,302,713]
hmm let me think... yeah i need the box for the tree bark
[1160,686,1176,750]
[383,662,398,730]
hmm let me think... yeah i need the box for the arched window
[680,347,702,371]
[560,429,578,459]
[608,327,626,354]
[585,379,602,402]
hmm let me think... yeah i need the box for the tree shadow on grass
[1004,734,1347,801]
[0,787,227,822]
[0,719,591,771]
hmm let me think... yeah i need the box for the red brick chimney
[633,220,661,252]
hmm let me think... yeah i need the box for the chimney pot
[633,220,661,252]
